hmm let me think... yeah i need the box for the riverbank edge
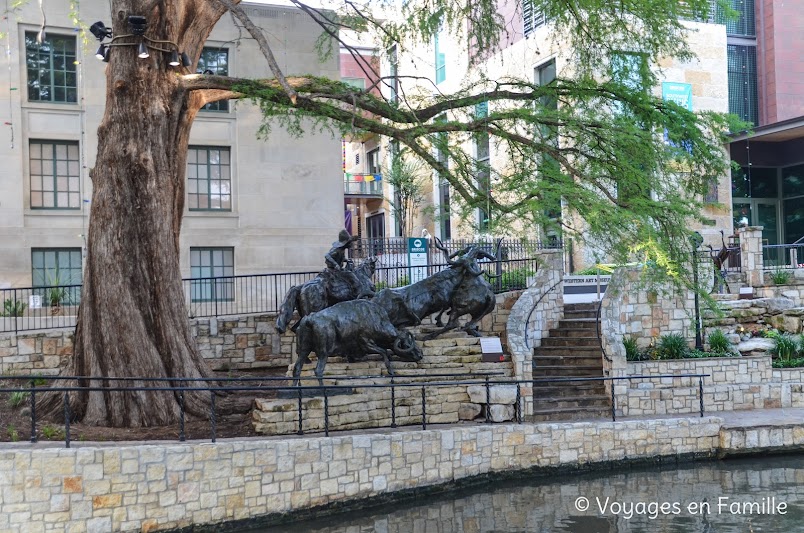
[3,415,804,533]
[165,450,721,533]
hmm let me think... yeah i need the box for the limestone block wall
[253,334,518,436]
[0,417,727,533]
[600,267,695,400]
[621,356,804,416]
[507,250,564,419]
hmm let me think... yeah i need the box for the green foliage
[623,336,640,361]
[771,270,792,285]
[6,425,19,442]
[655,333,689,360]
[40,425,64,440]
[7,391,29,409]
[574,266,611,276]
[30,374,47,387]
[384,151,428,238]
[772,357,804,369]
[771,333,799,362]
[497,267,535,292]
[707,329,732,354]
[1,299,27,317]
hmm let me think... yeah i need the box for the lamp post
[691,231,704,351]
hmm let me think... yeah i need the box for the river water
[252,455,804,533]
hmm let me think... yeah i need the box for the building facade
[0,2,344,289]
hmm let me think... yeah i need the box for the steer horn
[433,237,458,266]
[393,334,421,361]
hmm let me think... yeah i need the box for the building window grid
[727,44,758,126]
[190,247,234,302]
[434,33,446,84]
[31,248,82,305]
[523,0,548,37]
[722,0,756,37]
[187,146,232,211]
[198,47,229,112]
[25,32,77,103]
[475,102,491,232]
[29,140,81,209]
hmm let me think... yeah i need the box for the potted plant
[37,268,76,316]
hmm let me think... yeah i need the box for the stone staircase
[531,302,611,421]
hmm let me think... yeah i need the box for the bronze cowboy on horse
[275,230,377,333]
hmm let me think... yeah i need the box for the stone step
[548,327,603,338]
[540,337,600,348]
[532,365,603,377]
[564,303,599,312]
[533,355,603,366]
[530,405,612,422]
[533,346,603,357]
[562,310,599,320]
[532,395,610,409]
[558,318,599,329]
[531,383,608,397]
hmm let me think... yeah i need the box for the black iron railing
[0,256,539,333]
[349,238,561,262]
[0,372,708,447]
[763,243,804,270]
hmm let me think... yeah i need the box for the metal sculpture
[429,245,498,338]
[371,240,486,330]
[275,251,377,334]
[292,299,423,385]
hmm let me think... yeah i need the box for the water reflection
[254,456,804,533]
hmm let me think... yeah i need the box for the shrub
[773,357,804,369]
[0,298,27,317]
[707,329,732,354]
[40,425,64,440]
[497,267,535,291]
[7,391,29,408]
[623,336,640,361]
[771,270,792,285]
[574,266,609,276]
[6,425,19,442]
[655,333,689,360]
[771,333,799,362]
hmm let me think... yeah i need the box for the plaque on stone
[480,337,504,362]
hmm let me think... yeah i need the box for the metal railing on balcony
[763,243,804,270]
[344,176,383,196]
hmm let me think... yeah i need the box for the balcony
[344,173,383,197]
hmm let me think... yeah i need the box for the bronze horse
[275,257,377,334]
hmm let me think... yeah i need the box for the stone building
[0,1,344,288]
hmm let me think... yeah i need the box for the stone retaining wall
[622,356,804,416]
[0,417,728,533]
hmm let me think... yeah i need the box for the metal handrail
[3,372,709,447]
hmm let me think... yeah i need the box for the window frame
[24,31,78,104]
[197,46,230,112]
[187,145,233,212]
[31,247,83,306]
[189,247,235,302]
[29,140,81,210]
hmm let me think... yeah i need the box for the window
[727,44,758,125]
[190,247,234,302]
[724,0,755,37]
[434,32,446,84]
[367,148,381,175]
[342,78,366,90]
[389,45,399,103]
[32,248,82,305]
[187,146,232,211]
[29,140,80,209]
[25,32,77,103]
[522,0,548,37]
[197,47,229,111]
[434,115,451,239]
[475,102,491,232]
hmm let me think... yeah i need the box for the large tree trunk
[42,0,227,426]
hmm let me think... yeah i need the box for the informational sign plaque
[407,237,429,284]
[480,337,505,362]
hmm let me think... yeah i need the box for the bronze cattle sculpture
[293,299,422,385]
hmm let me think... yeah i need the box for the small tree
[385,153,428,238]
